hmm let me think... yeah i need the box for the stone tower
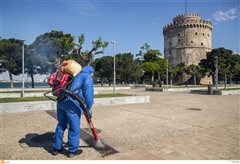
[163,13,212,66]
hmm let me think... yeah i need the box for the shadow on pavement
[45,110,119,157]
[18,110,119,157]
[18,132,69,156]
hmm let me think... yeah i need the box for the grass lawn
[0,90,51,93]
[0,93,133,103]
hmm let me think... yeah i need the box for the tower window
[195,32,198,35]
[191,41,193,43]
[169,42,172,45]
[178,33,180,36]
[203,33,205,35]
[201,43,203,46]
[208,34,210,37]
[178,39,181,42]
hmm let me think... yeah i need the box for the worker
[52,65,94,158]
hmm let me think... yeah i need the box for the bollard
[208,85,213,95]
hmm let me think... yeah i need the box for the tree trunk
[126,77,129,85]
[108,78,111,86]
[170,73,173,87]
[151,72,154,82]
[194,73,196,87]
[212,74,215,85]
[157,71,162,87]
[26,75,29,88]
[30,73,35,88]
[9,72,13,88]
[224,74,227,89]
[229,74,232,86]
[101,77,103,86]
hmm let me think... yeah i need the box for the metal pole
[215,55,218,89]
[113,42,116,94]
[166,58,168,91]
[111,41,116,94]
[21,40,25,97]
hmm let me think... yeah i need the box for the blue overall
[53,66,94,153]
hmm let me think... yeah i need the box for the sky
[0,0,239,81]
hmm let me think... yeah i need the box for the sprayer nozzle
[94,140,105,149]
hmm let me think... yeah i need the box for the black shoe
[51,148,63,156]
[67,149,82,158]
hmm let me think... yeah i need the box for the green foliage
[136,43,150,60]
[70,33,108,66]
[0,38,23,87]
[185,64,202,85]
[0,38,22,75]
[93,56,113,85]
[115,53,142,84]
[229,54,240,83]
[199,47,237,84]
[31,30,75,67]
[141,62,159,82]
[93,53,142,85]
[144,49,162,62]
[24,30,75,88]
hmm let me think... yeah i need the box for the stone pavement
[0,88,239,160]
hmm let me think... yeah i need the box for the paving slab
[0,88,239,160]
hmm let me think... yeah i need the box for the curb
[190,89,240,95]
[145,87,207,92]
[0,91,99,98]
[0,96,150,114]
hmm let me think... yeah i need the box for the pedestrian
[52,65,94,158]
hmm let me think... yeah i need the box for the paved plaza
[0,88,239,160]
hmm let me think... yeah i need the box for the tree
[137,43,165,85]
[0,38,23,88]
[141,62,159,83]
[199,47,233,87]
[70,34,108,66]
[154,57,167,87]
[25,44,50,88]
[174,63,187,85]
[25,30,75,87]
[115,53,142,84]
[32,30,75,67]
[186,64,202,87]
[136,43,150,61]
[93,56,113,86]
[144,49,162,62]
[229,54,240,84]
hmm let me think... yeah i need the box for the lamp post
[215,55,218,89]
[110,41,116,94]
[21,40,25,97]
[166,59,168,91]
[166,55,170,92]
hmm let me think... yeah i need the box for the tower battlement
[163,13,212,34]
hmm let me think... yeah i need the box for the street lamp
[166,54,170,91]
[20,40,25,97]
[110,41,116,94]
[215,55,218,89]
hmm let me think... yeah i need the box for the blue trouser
[53,99,81,152]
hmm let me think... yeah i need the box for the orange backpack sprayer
[44,60,104,149]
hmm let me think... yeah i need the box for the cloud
[213,7,239,22]
[66,1,99,17]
